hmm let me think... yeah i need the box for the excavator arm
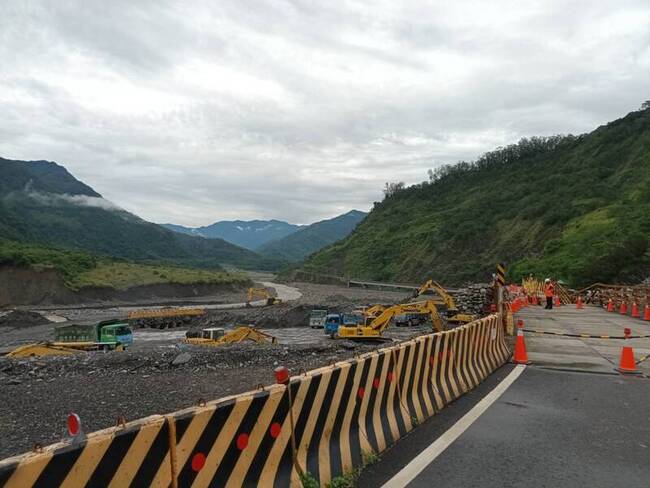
[338,300,444,340]
[363,304,387,318]
[414,280,458,312]
[414,279,475,324]
[185,326,277,346]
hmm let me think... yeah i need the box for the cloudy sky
[1,1,648,226]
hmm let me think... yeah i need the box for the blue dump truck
[323,313,365,338]
[54,319,133,350]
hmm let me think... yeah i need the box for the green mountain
[0,158,282,271]
[258,210,367,262]
[303,108,650,287]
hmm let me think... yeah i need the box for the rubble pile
[453,283,493,315]
[0,341,376,386]
[0,310,51,329]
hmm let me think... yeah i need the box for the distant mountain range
[0,158,281,270]
[0,157,366,270]
[257,210,367,261]
[163,211,367,261]
[162,220,302,250]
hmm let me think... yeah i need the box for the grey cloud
[0,0,649,226]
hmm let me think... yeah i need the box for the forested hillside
[0,158,282,271]
[303,108,650,287]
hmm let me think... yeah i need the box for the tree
[641,101,650,111]
[383,181,405,198]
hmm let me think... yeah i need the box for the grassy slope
[304,109,650,287]
[0,240,250,291]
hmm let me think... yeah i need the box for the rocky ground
[0,281,493,459]
[0,282,430,458]
[0,340,392,459]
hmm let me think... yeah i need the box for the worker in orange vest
[544,278,554,309]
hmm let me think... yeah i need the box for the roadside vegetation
[0,240,250,290]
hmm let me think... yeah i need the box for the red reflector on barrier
[67,413,80,437]
[274,366,289,385]
[372,378,380,389]
[357,387,365,399]
[191,452,206,472]
[387,371,394,382]
[270,422,282,438]
[237,433,249,450]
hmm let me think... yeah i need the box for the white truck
[309,310,328,328]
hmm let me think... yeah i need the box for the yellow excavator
[337,300,444,340]
[247,287,282,306]
[184,326,277,346]
[414,280,476,324]
[352,304,387,322]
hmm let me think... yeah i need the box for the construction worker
[544,278,554,309]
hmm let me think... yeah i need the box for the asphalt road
[358,365,650,488]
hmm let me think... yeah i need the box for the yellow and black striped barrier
[0,315,511,487]
[522,329,650,339]
[636,354,650,365]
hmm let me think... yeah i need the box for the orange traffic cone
[619,301,628,315]
[616,346,640,375]
[513,320,531,364]
[576,296,584,309]
[607,298,614,312]
[553,296,561,307]
[643,304,650,321]
[631,302,640,318]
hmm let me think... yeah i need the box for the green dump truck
[54,319,133,350]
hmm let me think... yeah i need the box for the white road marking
[382,364,527,488]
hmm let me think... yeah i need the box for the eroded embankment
[0,265,249,307]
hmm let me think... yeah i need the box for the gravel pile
[0,310,52,329]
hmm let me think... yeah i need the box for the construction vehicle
[394,312,428,327]
[360,304,387,319]
[6,343,81,358]
[5,319,132,357]
[247,287,282,306]
[54,319,133,350]
[128,307,205,329]
[309,309,328,328]
[336,300,444,340]
[323,313,366,338]
[414,280,476,324]
[184,326,277,346]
